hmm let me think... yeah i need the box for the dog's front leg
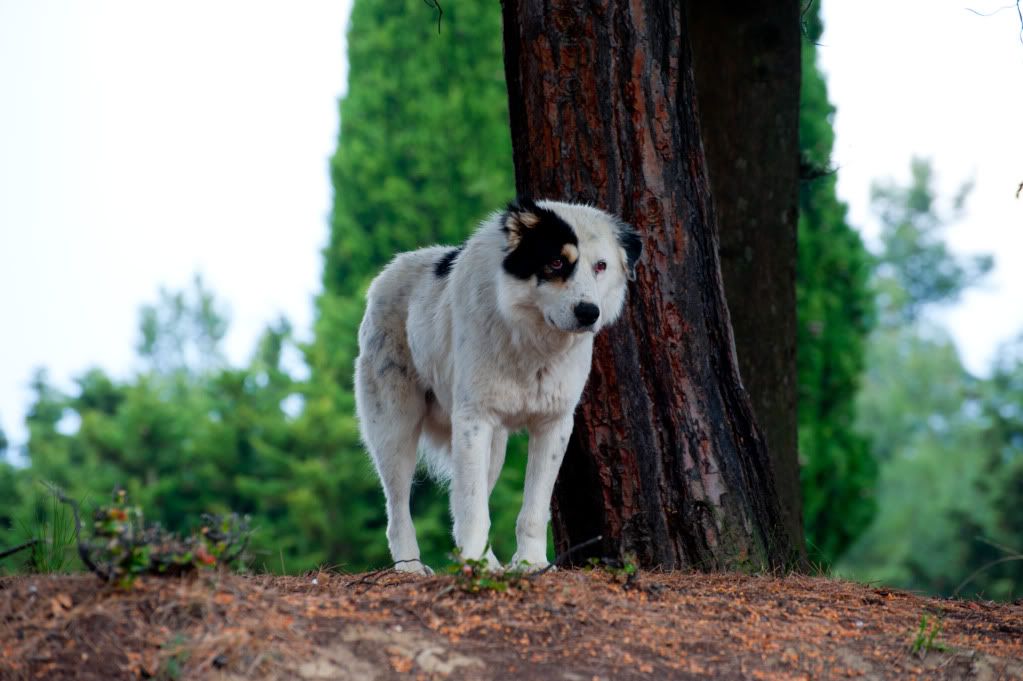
[450,411,499,567]
[511,415,574,569]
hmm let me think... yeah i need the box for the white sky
[819,0,1023,363]
[0,1,352,448]
[1,0,1021,452]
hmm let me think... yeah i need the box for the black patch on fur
[617,222,643,278]
[434,246,462,278]
[380,358,408,378]
[502,197,579,283]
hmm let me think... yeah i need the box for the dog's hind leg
[356,353,430,575]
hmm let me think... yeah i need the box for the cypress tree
[797,8,877,565]
[305,0,516,569]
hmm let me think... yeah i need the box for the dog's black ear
[617,222,642,281]
[503,197,542,249]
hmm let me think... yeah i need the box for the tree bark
[686,1,806,560]
[502,0,799,569]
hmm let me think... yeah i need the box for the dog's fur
[354,199,641,572]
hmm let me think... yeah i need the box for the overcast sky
[1,0,1021,451]
[820,0,1023,363]
[0,0,353,448]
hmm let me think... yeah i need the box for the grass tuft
[9,484,80,573]
[910,614,948,657]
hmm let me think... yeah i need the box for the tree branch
[965,1,1023,46]
[0,539,39,561]
[423,0,443,34]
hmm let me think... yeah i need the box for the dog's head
[499,198,642,334]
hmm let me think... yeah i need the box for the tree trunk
[686,1,806,560]
[502,0,799,570]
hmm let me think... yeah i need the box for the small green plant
[60,487,252,588]
[158,633,191,680]
[445,549,528,594]
[585,554,638,583]
[910,614,948,657]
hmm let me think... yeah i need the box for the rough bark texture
[502,0,797,570]
[686,1,806,560]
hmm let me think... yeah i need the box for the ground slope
[1,570,1020,680]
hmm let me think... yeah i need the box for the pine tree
[305,0,517,569]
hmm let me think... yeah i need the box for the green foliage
[78,488,251,588]
[796,7,877,566]
[322,0,513,299]
[0,279,304,571]
[958,339,1023,597]
[0,459,22,548]
[838,330,992,594]
[836,159,1022,600]
[445,550,529,594]
[585,555,639,584]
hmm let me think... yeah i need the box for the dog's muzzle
[574,302,600,328]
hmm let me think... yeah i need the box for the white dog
[354,198,641,573]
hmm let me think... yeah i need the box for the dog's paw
[509,555,551,573]
[394,559,434,576]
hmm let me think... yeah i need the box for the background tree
[972,340,1023,598]
[2,280,320,571]
[306,0,519,568]
[836,159,1018,599]
[686,1,804,555]
[502,0,797,569]
[795,6,877,566]
[870,159,991,327]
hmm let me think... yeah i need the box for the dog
[354,198,641,573]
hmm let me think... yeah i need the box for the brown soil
[1,569,1021,680]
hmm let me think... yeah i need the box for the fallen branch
[345,559,431,590]
[953,538,1023,597]
[0,539,40,561]
[529,535,605,579]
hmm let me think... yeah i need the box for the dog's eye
[548,258,563,271]
[594,260,607,274]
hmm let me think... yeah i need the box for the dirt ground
[1,568,1021,680]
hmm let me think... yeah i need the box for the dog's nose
[574,302,600,326]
